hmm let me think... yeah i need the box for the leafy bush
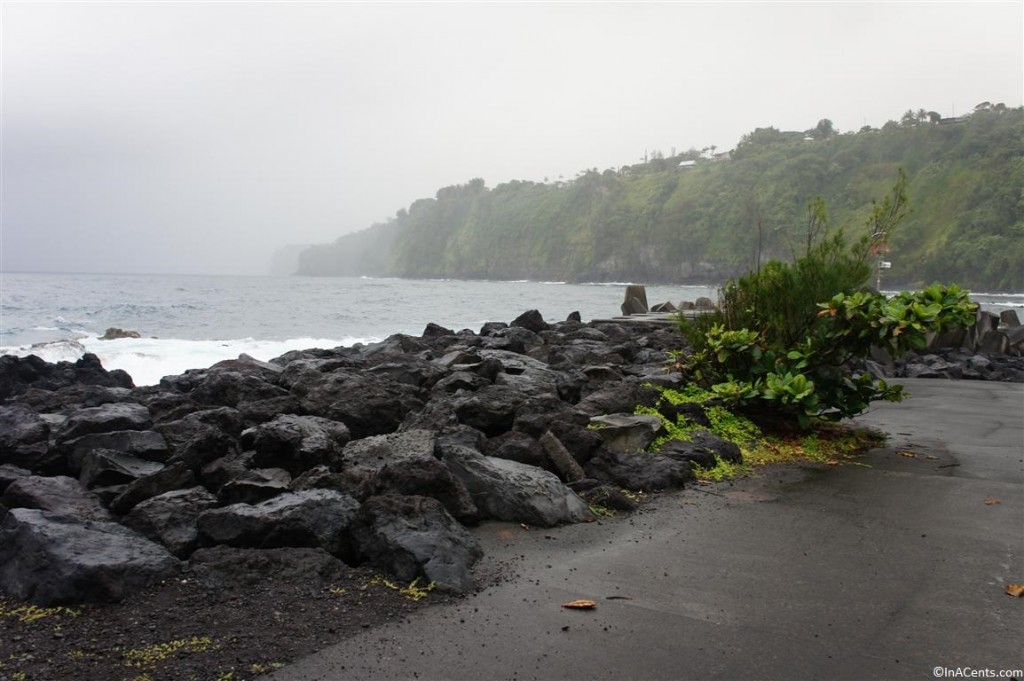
[679,172,978,427]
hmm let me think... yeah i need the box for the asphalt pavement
[271,378,1024,681]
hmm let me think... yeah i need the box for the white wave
[1,335,378,388]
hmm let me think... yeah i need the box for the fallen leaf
[520,523,530,531]
[984,498,1001,505]
[561,600,597,610]
[899,451,917,458]
[924,455,938,460]
[1005,584,1024,598]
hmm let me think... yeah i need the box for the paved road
[272,379,1024,681]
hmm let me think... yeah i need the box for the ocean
[2,272,1020,388]
[0,272,718,387]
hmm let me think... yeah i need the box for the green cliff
[297,106,1023,291]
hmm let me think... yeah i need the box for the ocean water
[2,272,1020,388]
[0,272,717,387]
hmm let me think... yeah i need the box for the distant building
[677,160,697,169]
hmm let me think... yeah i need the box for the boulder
[0,353,132,402]
[658,431,743,469]
[187,368,290,408]
[54,403,152,444]
[585,449,693,492]
[0,464,32,494]
[339,429,437,483]
[217,468,292,505]
[0,508,179,604]
[452,385,529,436]
[99,327,141,340]
[108,462,197,516]
[575,381,659,418]
[197,489,360,559]
[242,414,351,475]
[977,329,1009,355]
[510,309,550,334]
[123,486,218,558]
[422,322,455,339]
[351,495,482,593]
[78,449,165,489]
[482,431,551,471]
[621,285,649,315]
[2,475,111,521]
[65,430,170,471]
[292,371,424,439]
[588,413,666,452]
[157,419,238,470]
[440,441,592,527]
[363,458,478,525]
[0,404,60,474]
[578,484,638,512]
[432,371,492,394]
[289,465,348,492]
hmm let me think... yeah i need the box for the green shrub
[678,171,977,427]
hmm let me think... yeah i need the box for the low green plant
[368,575,437,602]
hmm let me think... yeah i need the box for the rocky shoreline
[1,307,1021,680]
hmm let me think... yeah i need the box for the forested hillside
[297,105,1023,291]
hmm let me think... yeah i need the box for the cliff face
[297,108,1024,291]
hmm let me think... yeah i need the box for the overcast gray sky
[2,1,1021,276]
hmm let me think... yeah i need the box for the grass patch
[120,636,219,671]
[639,386,885,482]
[367,575,437,602]
[0,599,82,624]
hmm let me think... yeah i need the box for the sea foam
[0,335,375,387]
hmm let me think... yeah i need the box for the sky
[1,1,1022,276]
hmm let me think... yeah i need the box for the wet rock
[292,371,424,439]
[351,495,482,593]
[99,328,140,340]
[510,309,550,334]
[122,486,218,558]
[659,431,743,468]
[242,414,351,475]
[440,441,592,527]
[65,430,170,471]
[0,508,179,605]
[109,462,196,516]
[197,489,360,559]
[0,404,59,474]
[78,449,165,489]
[588,413,666,453]
[452,385,529,436]
[54,403,152,444]
[585,449,692,492]
[217,468,291,505]
[363,458,478,525]
[2,475,112,521]
[482,431,551,471]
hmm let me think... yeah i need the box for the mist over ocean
[0,273,718,386]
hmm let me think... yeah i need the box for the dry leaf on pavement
[1005,584,1024,597]
[561,600,597,610]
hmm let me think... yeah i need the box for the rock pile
[0,312,741,605]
